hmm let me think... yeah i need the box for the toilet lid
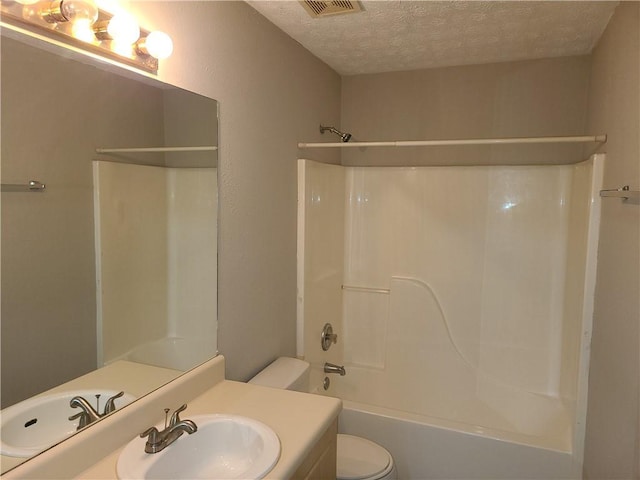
[337,434,392,480]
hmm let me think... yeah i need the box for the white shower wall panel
[344,167,491,368]
[343,165,576,400]
[167,168,218,344]
[94,162,169,364]
[479,167,572,396]
[298,160,346,365]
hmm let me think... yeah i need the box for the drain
[24,418,38,428]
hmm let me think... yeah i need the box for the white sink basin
[1,389,136,457]
[117,414,281,480]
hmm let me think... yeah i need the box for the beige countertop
[1,361,181,474]
[76,379,342,479]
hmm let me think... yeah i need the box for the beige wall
[583,3,640,479]
[163,88,218,168]
[341,56,592,166]
[128,1,342,380]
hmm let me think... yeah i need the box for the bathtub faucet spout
[324,362,346,376]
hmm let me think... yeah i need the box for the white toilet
[249,357,397,480]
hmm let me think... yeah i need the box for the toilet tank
[248,357,310,392]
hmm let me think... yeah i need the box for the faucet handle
[103,391,125,414]
[68,411,90,430]
[140,426,160,443]
[68,412,83,422]
[169,404,188,427]
[321,323,338,351]
[140,426,166,454]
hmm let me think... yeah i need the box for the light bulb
[40,0,98,24]
[61,0,98,23]
[71,17,96,42]
[107,12,139,45]
[143,31,173,59]
[15,0,41,5]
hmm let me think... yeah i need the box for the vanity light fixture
[0,0,173,74]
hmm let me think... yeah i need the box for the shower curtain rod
[298,134,607,149]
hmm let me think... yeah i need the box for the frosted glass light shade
[15,0,41,5]
[107,13,140,44]
[144,31,173,59]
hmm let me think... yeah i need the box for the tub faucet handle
[321,323,338,351]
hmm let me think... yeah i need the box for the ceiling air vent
[300,0,363,18]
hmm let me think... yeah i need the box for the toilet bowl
[338,434,397,480]
[249,357,397,480]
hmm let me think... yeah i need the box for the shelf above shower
[96,146,217,154]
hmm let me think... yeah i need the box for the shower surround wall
[94,162,217,370]
[298,156,602,478]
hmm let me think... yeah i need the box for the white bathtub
[309,367,579,479]
[337,399,579,479]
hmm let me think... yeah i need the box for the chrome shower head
[320,125,352,142]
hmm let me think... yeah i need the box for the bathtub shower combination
[297,154,604,479]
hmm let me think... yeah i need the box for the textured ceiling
[247,1,618,76]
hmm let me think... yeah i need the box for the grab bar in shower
[1,180,46,192]
[600,185,639,201]
[341,285,390,294]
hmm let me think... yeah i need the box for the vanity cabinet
[292,420,337,480]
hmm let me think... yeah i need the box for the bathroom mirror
[0,30,218,472]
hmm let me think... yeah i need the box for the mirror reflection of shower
[320,124,352,142]
[94,161,217,372]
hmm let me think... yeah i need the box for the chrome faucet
[68,391,125,430]
[140,404,198,454]
[324,362,346,376]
